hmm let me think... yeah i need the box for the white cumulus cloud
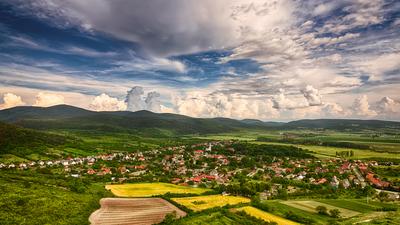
[0,93,26,109]
[375,96,400,120]
[33,92,65,107]
[174,91,279,119]
[302,85,322,106]
[351,95,377,117]
[89,93,127,111]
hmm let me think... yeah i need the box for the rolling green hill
[0,122,67,158]
[0,105,269,134]
[0,105,399,135]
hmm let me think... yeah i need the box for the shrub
[316,205,328,215]
[329,209,341,218]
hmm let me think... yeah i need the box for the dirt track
[89,198,186,225]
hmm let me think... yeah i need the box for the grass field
[346,211,400,225]
[281,200,361,218]
[260,200,334,224]
[316,199,398,213]
[172,211,266,225]
[196,131,400,159]
[106,183,211,197]
[236,206,299,225]
[298,145,400,159]
[171,195,250,211]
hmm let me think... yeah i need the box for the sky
[0,0,399,121]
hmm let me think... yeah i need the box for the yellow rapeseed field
[237,206,300,225]
[106,183,211,197]
[171,195,250,211]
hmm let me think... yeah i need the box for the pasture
[89,198,186,225]
[106,183,211,197]
[171,195,250,211]
[298,145,400,159]
[281,200,361,218]
[315,199,397,213]
[236,206,299,225]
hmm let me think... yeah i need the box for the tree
[277,188,288,200]
[161,211,177,224]
[329,209,341,218]
[316,205,328,215]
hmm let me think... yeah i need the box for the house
[342,179,351,189]
[287,186,299,193]
[176,166,187,175]
[316,178,327,184]
[210,169,218,177]
[330,176,340,188]
[87,169,96,175]
[366,173,390,188]
[194,150,204,154]
[134,165,146,170]
[190,174,215,183]
[118,166,128,174]
[97,167,112,176]
[171,178,182,184]
[260,191,272,200]
[130,170,146,176]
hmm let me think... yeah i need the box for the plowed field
[89,198,186,225]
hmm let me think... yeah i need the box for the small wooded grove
[256,136,372,150]
[231,142,315,158]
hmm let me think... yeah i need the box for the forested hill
[0,122,66,157]
[0,105,399,134]
[0,105,269,134]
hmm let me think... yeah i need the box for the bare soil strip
[89,198,186,225]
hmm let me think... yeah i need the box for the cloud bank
[1,0,399,121]
[1,90,399,121]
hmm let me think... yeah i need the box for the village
[1,141,399,201]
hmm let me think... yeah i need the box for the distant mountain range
[0,105,399,134]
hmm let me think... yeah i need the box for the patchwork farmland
[236,206,300,225]
[171,194,250,211]
[281,200,361,218]
[89,198,186,225]
[106,183,211,197]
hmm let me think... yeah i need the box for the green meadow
[194,130,400,160]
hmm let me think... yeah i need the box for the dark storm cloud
[7,0,237,57]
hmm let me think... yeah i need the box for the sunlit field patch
[236,206,300,225]
[171,195,250,211]
[106,183,211,197]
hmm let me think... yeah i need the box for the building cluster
[0,140,398,199]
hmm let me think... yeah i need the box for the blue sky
[0,0,399,121]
